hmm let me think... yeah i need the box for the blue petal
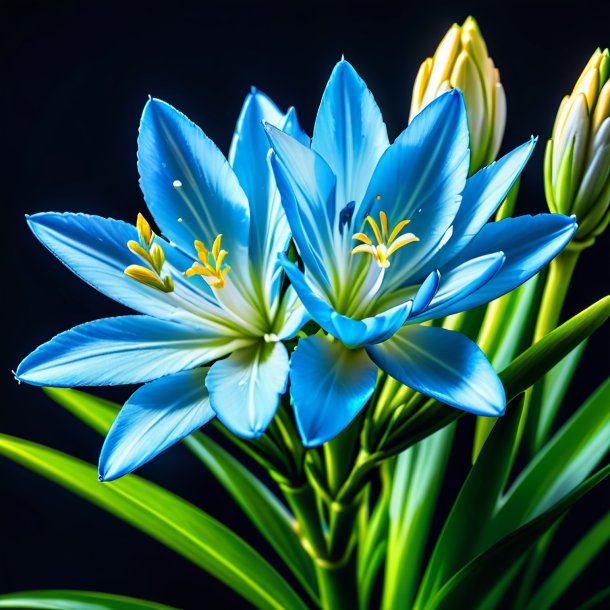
[206,342,289,438]
[439,214,578,313]
[409,252,505,322]
[312,59,389,209]
[282,106,311,147]
[26,212,215,326]
[265,124,337,290]
[138,98,250,265]
[356,90,470,290]
[290,335,378,446]
[228,89,292,277]
[367,325,505,416]
[99,368,214,481]
[280,254,411,348]
[411,270,440,316]
[16,315,250,387]
[428,138,537,271]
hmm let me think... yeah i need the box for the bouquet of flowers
[2,16,609,610]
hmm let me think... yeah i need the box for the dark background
[1,0,608,608]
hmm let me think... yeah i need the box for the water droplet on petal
[173,179,183,188]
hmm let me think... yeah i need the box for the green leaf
[473,275,541,459]
[422,465,610,610]
[486,377,610,545]
[383,296,610,459]
[0,434,308,610]
[0,590,177,610]
[358,476,390,610]
[524,511,610,610]
[414,397,524,607]
[43,388,318,603]
[499,296,610,400]
[530,340,587,452]
[184,432,319,603]
[382,424,455,610]
[43,387,116,435]
[575,586,610,610]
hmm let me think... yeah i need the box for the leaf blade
[0,590,178,610]
[0,434,308,610]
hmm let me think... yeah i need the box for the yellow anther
[351,212,419,268]
[124,265,173,293]
[365,216,384,245]
[379,211,389,239]
[127,240,154,266]
[185,234,230,288]
[136,213,153,247]
[149,243,165,274]
[124,213,174,293]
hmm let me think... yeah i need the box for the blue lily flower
[264,60,578,447]
[16,90,310,480]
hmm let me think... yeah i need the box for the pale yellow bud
[410,16,506,173]
[545,48,610,245]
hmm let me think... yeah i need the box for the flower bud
[410,16,506,173]
[545,48,610,245]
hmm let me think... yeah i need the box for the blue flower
[265,60,578,447]
[16,90,310,480]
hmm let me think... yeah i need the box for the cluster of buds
[544,48,610,246]
[410,16,506,174]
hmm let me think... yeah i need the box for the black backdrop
[1,1,608,608]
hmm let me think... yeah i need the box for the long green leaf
[42,387,117,434]
[530,340,587,452]
[423,465,610,610]
[486,377,610,544]
[358,475,391,610]
[499,296,610,400]
[383,295,610,458]
[414,398,524,607]
[382,424,455,610]
[473,275,541,459]
[43,388,318,603]
[0,434,307,610]
[576,587,610,610]
[524,511,610,610]
[0,590,177,610]
[184,432,319,603]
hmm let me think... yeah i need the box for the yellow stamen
[352,232,373,246]
[387,233,419,256]
[125,265,173,293]
[379,211,389,240]
[364,216,384,244]
[124,214,174,293]
[351,212,419,268]
[185,233,230,288]
[387,219,411,244]
[136,213,153,247]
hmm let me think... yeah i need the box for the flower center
[351,211,419,268]
[124,213,174,293]
[185,234,231,289]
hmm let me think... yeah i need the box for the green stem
[532,248,580,342]
[315,550,359,610]
[524,248,580,454]
[279,480,328,560]
[324,414,362,496]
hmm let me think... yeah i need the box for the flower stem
[523,247,580,454]
[532,248,580,342]
[315,550,358,610]
[279,480,328,560]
